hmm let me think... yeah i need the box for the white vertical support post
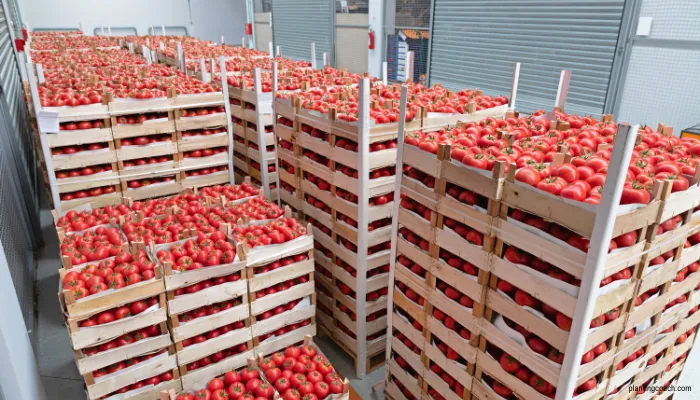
[382,61,388,85]
[199,58,208,82]
[162,25,166,36]
[323,53,329,68]
[405,51,415,82]
[242,37,247,48]
[555,124,639,400]
[221,35,225,45]
[310,42,317,69]
[276,46,281,57]
[79,22,84,33]
[151,26,155,36]
[254,67,271,198]
[383,84,408,378]
[143,46,152,65]
[35,64,45,84]
[271,61,281,207]
[159,41,164,51]
[151,50,158,64]
[509,62,521,111]
[176,41,185,71]
[555,70,571,111]
[355,77,371,379]
[268,42,273,58]
[219,56,236,185]
[27,64,61,214]
[108,26,112,36]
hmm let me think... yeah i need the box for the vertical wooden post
[254,67,271,198]
[509,62,521,111]
[219,56,236,185]
[311,42,317,69]
[355,78,371,378]
[555,70,571,111]
[383,84,409,382]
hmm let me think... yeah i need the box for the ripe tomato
[499,353,521,373]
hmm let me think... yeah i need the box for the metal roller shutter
[272,0,333,66]
[429,0,626,116]
[0,0,41,334]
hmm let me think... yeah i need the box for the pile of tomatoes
[60,184,118,201]
[175,365,271,400]
[184,165,229,177]
[198,182,261,201]
[58,120,105,130]
[177,298,244,327]
[251,253,309,275]
[120,133,172,146]
[155,231,237,271]
[102,369,175,398]
[55,206,130,233]
[51,142,109,155]
[123,156,173,168]
[257,319,313,343]
[183,146,228,159]
[115,112,168,124]
[232,218,307,248]
[60,227,125,266]
[181,127,228,137]
[174,272,241,297]
[256,344,345,400]
[56,164,115,180]
[62,250,157,297]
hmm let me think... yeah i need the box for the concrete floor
[31,206,700,399]
[34,208,384,399]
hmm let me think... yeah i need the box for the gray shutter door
[429,0,626,116]
[272,0,333,67]
[0,0,41,333]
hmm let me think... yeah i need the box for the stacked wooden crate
[384,110,700,400]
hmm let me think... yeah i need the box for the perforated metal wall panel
[271,0,333,66]
[429,0,626,116]
[0,1,40,333]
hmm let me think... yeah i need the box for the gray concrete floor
[34,208,383,399]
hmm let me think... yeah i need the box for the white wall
[18,0,194,35]
[190,0,247,44]
[367,0,384,77]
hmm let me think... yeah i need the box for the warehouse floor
[33,205,700,399]
[34,207,384,399]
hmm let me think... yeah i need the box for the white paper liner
[93,349,169,383]
[493,315,561,368]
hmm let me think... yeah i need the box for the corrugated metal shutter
[271,0,333,66]
[0,0,41,334]
[429,0,626,116]
[335,13,368,73]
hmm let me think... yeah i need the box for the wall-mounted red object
[245,23,253,36]
[368,29,375,50]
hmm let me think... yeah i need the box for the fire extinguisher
[368,29,375,50]
[245,23,253,36]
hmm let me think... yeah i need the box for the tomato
[499,353,521,373]
[527,337,549,355]
[560,184,586,201]
[211,389,229,400]
[529,375,553,395]
[555,163,579,183]
[514,167,542,186]
[492,382,513,397]
[547,349,564,364]
[537,176,566,195]
[620,184,651,204]
[327,379,344,394]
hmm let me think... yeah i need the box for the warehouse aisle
[34,205,384,399]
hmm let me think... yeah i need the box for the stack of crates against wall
[386,136,504,400]
[272,94,404,376]
[608,162,700,399]
[148,228,254,392]
[228,75,279,200]
[47,110,122,211]
[242,220,317,357]
[57,232,181,399]
[174,93,231,189]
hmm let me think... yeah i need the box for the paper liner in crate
[236,227,314,267]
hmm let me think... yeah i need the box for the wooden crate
[111,114,176,139]
[115,133,179,161]
[86,350,179,399]
[52,143,118,170]
[120,174,183,201]
[46,121,113,148]
[175,110,228,131]
[59,188,124,211]
[66,293,168,351]
[177,131,229,152]
[179,352,255,393]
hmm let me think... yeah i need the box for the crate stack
[243,221,317,357]
[384,104,700,400]
[57,232,181,399]
[152,232,254,393]
[228,68,279,200]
